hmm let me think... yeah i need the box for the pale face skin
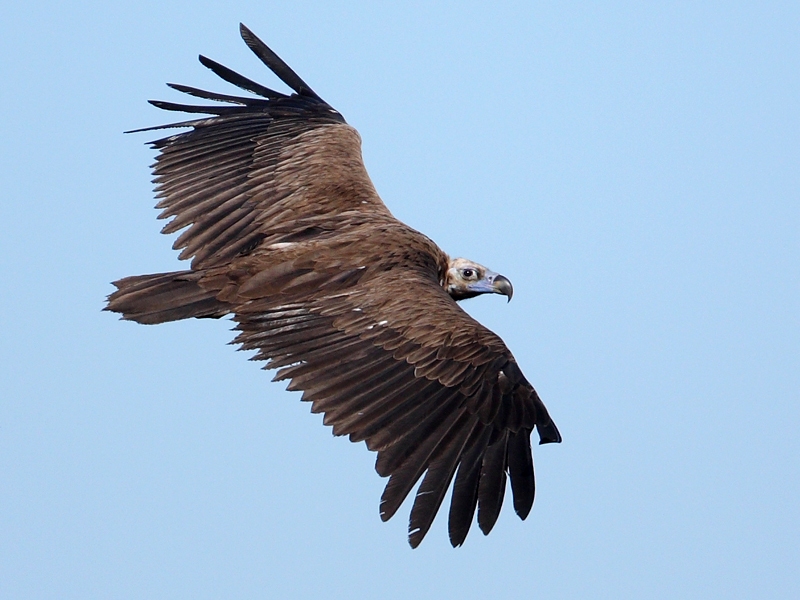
[444,257,513,302]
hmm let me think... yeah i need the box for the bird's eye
[461,268,475,279]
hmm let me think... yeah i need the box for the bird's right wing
[134,24,391,270]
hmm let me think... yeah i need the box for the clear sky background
[1,2,798,598]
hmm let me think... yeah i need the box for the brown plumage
[106,24,561,548]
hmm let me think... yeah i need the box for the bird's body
[107,24,560,547]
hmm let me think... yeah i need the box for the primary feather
[106,23,561,547]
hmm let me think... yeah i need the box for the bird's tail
[105,270,230,325]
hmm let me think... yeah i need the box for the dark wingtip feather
[147,99,246,115]
[477,433,508,535]
[507,430,535,520]
[239,23,321,100]
[406,417,477,548]
[537,417,563,445]
[448,426,491,547]
[408,528,423,549]
[198,54,285,99]
[124,117,212,134]
[166,82,278,105]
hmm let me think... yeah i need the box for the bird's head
[444,258,513,302]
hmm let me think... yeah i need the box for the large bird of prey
[107,24,561,548]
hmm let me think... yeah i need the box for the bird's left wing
[231,265,561,547]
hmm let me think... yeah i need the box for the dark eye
[461,268,475,278]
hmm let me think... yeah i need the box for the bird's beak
[492,274,513,302]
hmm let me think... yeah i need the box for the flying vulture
[106,24,562,548]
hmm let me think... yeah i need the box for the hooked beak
[492,274,514,302]
[459,269,515,302]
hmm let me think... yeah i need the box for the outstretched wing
[231,265,561,547]
[139,24,391,270]
[119,24,562,547]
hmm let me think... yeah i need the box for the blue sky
[1,2,798,598]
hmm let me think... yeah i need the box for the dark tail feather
[105,270,230,324]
